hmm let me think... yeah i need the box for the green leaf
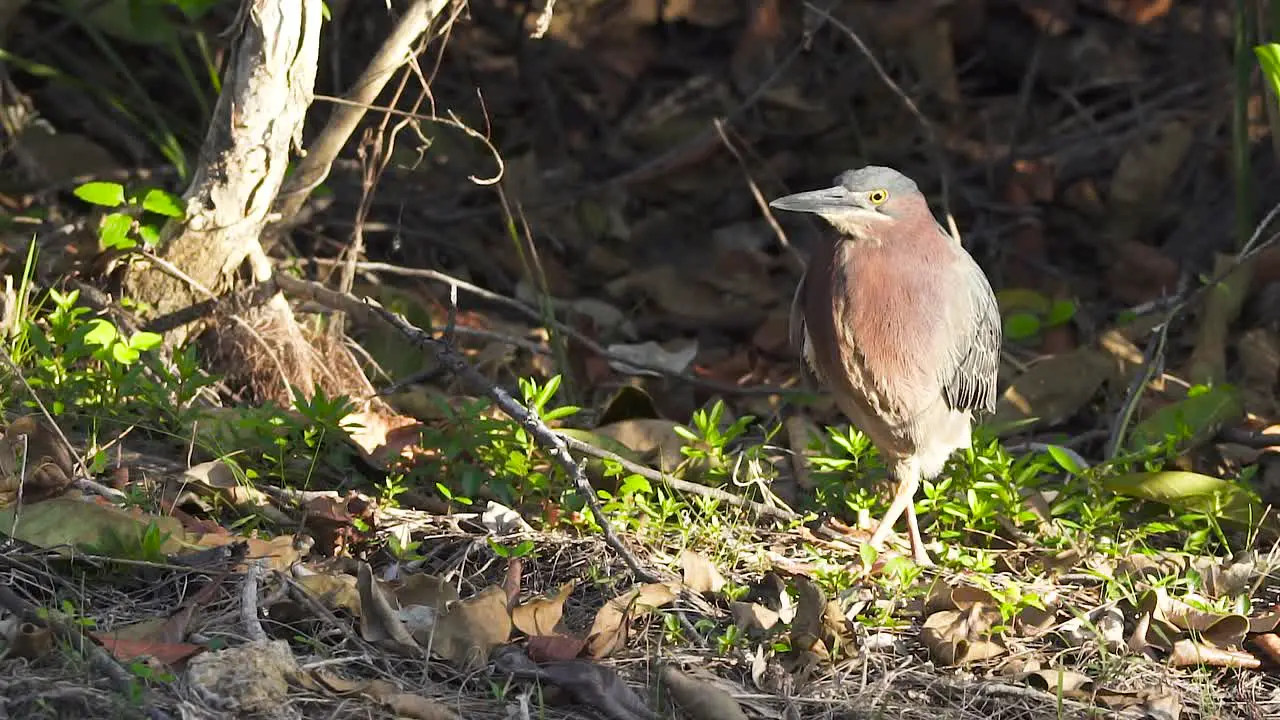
[1255,44,1280,101]
[1003,312,1042,341]
[137,223,161,246]
[141,188,184,218]
[99,213,135,250]
[74,181,125,207]
[1103,471,1265,528]
[83,319,118,348]
[1045,299,1077,327]
[1044,444,1084,475]
[112,342,140,364]
[1125,385,1244,455]
[128,331,163,351]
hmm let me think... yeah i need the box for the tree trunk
[122,0,373,405]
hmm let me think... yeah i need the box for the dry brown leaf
[920,604,1008,665]
[1023,668,1093,695]
[661,665,749,720]
[990,348,1117,435]
[924,581,997,614]
[527,632,588,662]
[788,576,844,659]
[730,601,780,633]
[6,621,51,660]
[585,581,679,659]
[1250,633,1280,664]
[1168,638,1260,668]
[1108,120,1192,237]
[356,561,420,656]
[678,550,726,595]
[0,415,75,504]
[426,585,513,669]
[512,581,575,637]
[307,671,462,720]
[295,572,361,615]
[391,572,459,611]
[593,418,688,472]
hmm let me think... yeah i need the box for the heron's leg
[903,501,934,567]
[867,469,919,551]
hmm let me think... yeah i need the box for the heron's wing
[789,267,822,387]
[939,245,1002,415]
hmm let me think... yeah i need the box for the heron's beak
[770,185,870,216]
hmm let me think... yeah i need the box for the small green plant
[73,181,184,251]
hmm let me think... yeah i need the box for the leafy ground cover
[2,1,1280,719]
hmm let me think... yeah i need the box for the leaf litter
[7,0,1280,718]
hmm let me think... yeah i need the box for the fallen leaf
[660,665,749,720]
[921,604,1008,665]
[678,550,726,595]
[585,581,679,659]
[1125,385,1244,456]
[93,633,205,667]
[512,581,575,636]
[988,348,1117,436]
[730,601,779,633]
[1103,471,1266,529]
[0,415,75,504]
[424,585,512,669]
[527,632,588,662]
[356,562,420,656]
[0,495,189,556]
[1168,638,1260,668]
[1023,668,1093,695]
[294,572,361,615]
[606,340,698,377]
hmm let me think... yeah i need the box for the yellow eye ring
[868,189,889,205]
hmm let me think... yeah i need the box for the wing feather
[940,246,1002,415]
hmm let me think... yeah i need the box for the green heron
[770,166,1002,566]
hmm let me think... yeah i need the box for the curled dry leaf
[306,670,463,720]
[661,665,749,720]
[356,561,420,656]
[0,415,75,504]
[512,581,575,637]
[294,572,361,615]
[788,576,844,659]
[527,632,588,662]
[423,585,513,670]
[585,581,679,659]
[920,604,1008,665]
[1023,668,1093,695]
[678,550,726,595]
[1250,633,1280,665]
[7,621,52,660]
[392,572,459,611]
[730,601,780,633]
[1168,638,1261,669]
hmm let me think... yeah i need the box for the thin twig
[298,258,801,396]
[1105,200,1280,458]
[803,1,959,238]
[0,582,173,719]
[558,433,801,522]
[270,272,662,583]
[240,561,269,642]
[269,0,453,235]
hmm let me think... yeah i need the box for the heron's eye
[868,189,889,205]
